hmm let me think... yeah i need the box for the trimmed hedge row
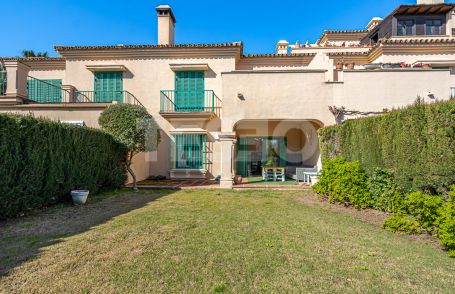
[0,114,128,219]
[314,157,455,257]
[319,99,455,195]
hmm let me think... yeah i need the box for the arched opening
[233,119,323,179]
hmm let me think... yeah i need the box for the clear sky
[2,0,418,57]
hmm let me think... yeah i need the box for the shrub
[313,157,372,208]
[405,192,444,233]
[0,114,127,219]
[319,99,455,195]
[368,168,405,213]
[383,214,422,235]
[438,187,455,257]
[99,104,160,191]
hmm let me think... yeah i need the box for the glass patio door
[235,137,287,177]
[261,137,287,168]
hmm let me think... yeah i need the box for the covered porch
[233,120,322,184]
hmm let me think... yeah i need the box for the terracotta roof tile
[327,52,369,56]
[55,42,243,52]
[0,57,65,62]
[323,30,369,34]
[380,37,455,45]
[241,53,316,58]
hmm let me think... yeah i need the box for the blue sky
[2,0,417,57]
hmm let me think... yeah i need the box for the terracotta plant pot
[233,176,243,184]
[336,63,344,70]
[346,62,355,70]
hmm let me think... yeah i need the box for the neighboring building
[1,1,455,188]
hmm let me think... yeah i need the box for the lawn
[1,189,454,293]
[246,176,298,185]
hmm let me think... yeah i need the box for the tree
[22,50,49,58]
[99,104,161,191]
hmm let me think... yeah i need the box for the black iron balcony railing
[74,91,143,106]
[160,90,221,116]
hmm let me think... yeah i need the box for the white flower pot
[310,176,319,186]
[71,190,90,205]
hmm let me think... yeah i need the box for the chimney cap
[156,4,176,23]
[366,17,383,30]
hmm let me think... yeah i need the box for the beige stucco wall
[374,52,455,65]
[62,55,237,178]
[221,70,335,132]
[291,47,370,55]
[334,69,453,112]
[29,69,66,81]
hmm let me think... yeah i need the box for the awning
[169,64,209,71]
[86,65,127,72]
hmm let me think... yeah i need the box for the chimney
[156,5,176,45]
[417,0,444,4]
[276,40,289,54]
[366,17,383,31]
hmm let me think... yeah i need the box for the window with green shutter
[174,134,207,169]
[94,72,123,102]
[0,64,6,96]
[27,79,62,103]
[174,71,204,112]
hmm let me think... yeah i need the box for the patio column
[1,61,30,104]
[219,132,236,189]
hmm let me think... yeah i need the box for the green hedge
[0,114,128,219]
[319,99,455,195]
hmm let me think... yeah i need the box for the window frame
[425,19,444,35]
[174,134,207,170]
[397,19,415,36]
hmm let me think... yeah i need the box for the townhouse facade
[1,0,455,188]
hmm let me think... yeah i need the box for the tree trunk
[126,151,138,191]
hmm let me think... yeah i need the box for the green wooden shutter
[279,137,287,167]
[27,79,62,103]
[94,72,123,102]
[236,138,249,177]
[0,66,6,96]
[174,71,204,112]
[175,134,206,169]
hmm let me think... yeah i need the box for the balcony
[74,91,142,105]
[24,76,143,106]
[160,90,221,120]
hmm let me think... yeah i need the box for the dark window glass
[397,20,414,36]
[426,19,443,35]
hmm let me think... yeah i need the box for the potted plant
[264,144,279,167]
[310,175,320,186]
[335,59,344,70]
[423,64,431,69]
[71,190,90,205]
[345,62,355,70]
